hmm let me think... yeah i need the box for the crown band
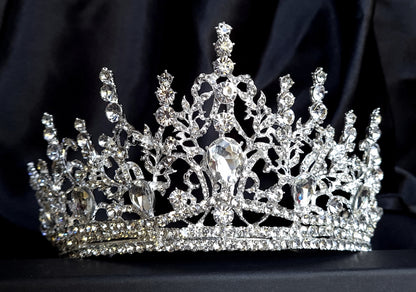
[28,22,383,257]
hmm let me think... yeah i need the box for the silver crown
[28,22,383,257]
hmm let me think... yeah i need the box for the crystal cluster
[28,22,383,258]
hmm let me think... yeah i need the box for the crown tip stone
[28,22,383,257]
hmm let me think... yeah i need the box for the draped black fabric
[0,0,415,258]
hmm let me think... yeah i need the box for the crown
[28,22,383,257]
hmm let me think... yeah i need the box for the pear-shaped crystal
[292,176,315,206]
[353,186,371,211]
[207,137,245,184]
[129,181,155,218]
[71,187,95,219]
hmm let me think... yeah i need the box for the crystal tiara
[28,22,383,257]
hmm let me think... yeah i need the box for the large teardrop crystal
[207,137,245,184]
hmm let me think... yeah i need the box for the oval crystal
[71,187,95,219]
[207,137,245,184]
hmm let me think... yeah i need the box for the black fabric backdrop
[0,0,415,258]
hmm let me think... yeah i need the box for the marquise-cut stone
[292,176,315,206]
[129,181,155,218]
[207,137,245,184]
[352,186,371,211]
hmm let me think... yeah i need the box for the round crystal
[215,38,234,56]
[327,197,344,214]
[280,75,294,91]
[71,187,95,219]
[43,128,56,141]
[212,204,234,226]
[215,81,237,104]
[156,87,175,104]
[77,133,89,147]
[105,103,122,123]
[280,92,295,108]
[99,68,112,83]
[216,22,232,36]
[129,181,154,218]
[155,105,175,126]
[41,113,54,127]
[213,112,234,133]
[310,103,327,120]
[47,144,60,161]
[207,137,245,184]
[100,84,117,102]
[282,110,295,125]
[213,57,234,76]
[312,85,326,102]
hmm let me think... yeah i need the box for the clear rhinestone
[129,180,155,218]
[155,105,175,126]
[98,134,108,147]
[310,103,327,120]
[156,87,175,104]
[41,113,54,127]
[216,22,232,36]
[280,75,294,91]
[77,133,89,147]
[292,176,315,207]
[43,128,56,141]
[368,145,381,165]
[213,112,234,133]
[99,68,112,83]
[212,204,234,226]
[279,92,295,108]
[370,127,381,141]
[215,81,237,104]
[313,68,327,84]
[105,103,122,123]
[207,137,245,184]
[71,187,96,219]
[353,186,370,211]
[282,110,295,125]
[312,85,326,102]
[215,38,234,56]
[213,57,234,76]
[100,84,117,103]
[327,197,344,214]
[47,144,60,161]
[345,111,357,124]
[157,71,173,87]
[74,118,86,132]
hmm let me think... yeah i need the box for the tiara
[28,22,383,257]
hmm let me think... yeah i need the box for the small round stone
[47,144,60,161]
[156,87,175,104]
[212,204,234,226]
[77,133,89,147]
[105,103,122,123]
[43,128,56,141]
[74,118,86,132]
[99,68,112,83]
[215,81,237,104]
[310,103,327,120]
[312,85,326,102]
[279,92,295,108]
[213,57,234,76]
[282,110,295,125]
[215,38,234,56]
[100,84,118,103]
[41,113,54,127]
[327,197,344,214]
[213,112,234,133]
[155,105,175,127]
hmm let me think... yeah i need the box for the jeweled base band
[51,216,377,257]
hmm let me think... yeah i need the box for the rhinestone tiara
[28,22,383,257]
